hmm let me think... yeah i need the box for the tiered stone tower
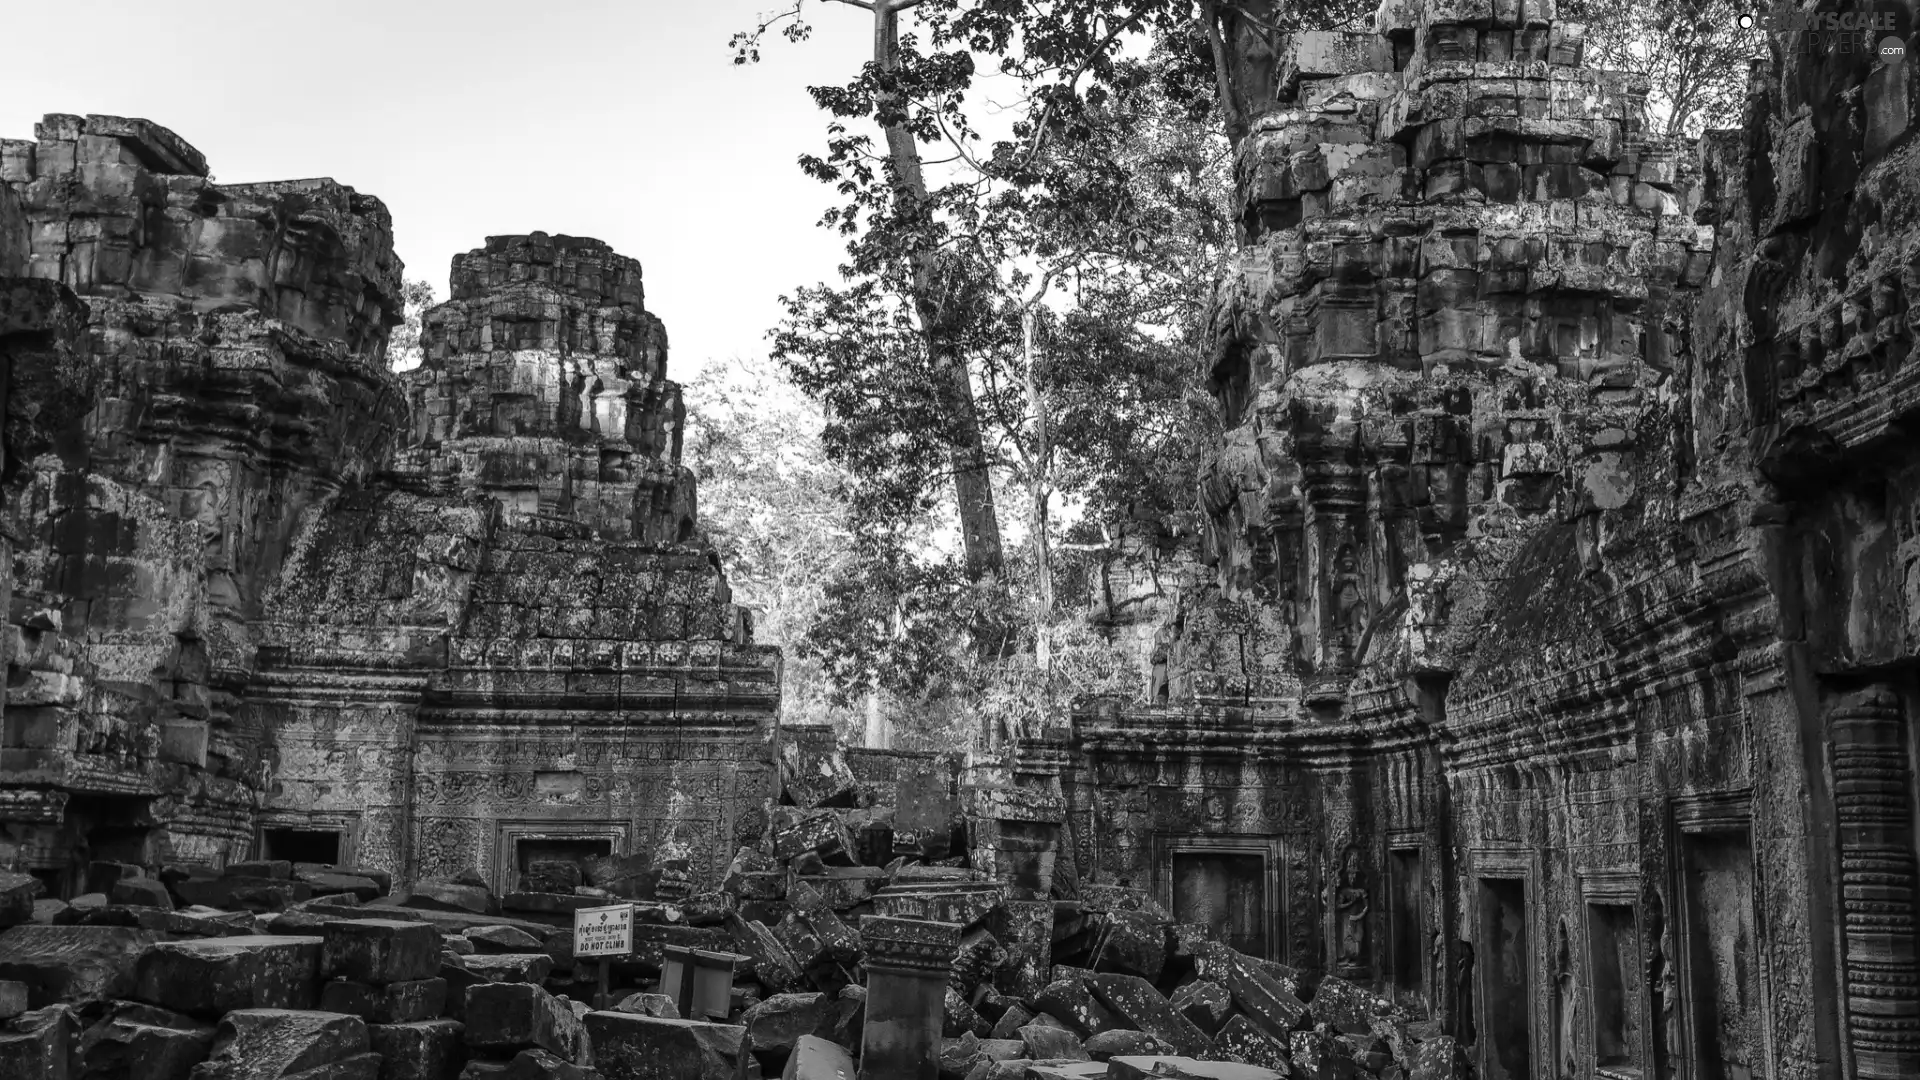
[394,234,695,545]
[0,117,779,896]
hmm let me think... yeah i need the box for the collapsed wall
[0,115,779,898]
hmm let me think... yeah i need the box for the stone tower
[0,117,780,896]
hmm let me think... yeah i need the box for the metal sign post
[573,903,635,1011]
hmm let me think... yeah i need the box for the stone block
[781,1033,854,1080]
[302,874,384,903]
[488,1048,596,1079]
[1409,1035,1468,1080]
[1303,976,1387,1035]
[0,1004,75,1080]
[1031,979,1119,1040]
[1083,1029,1166,1061]
[368,1019,467,1080]
[468,925,545,953]
[1107,1058,1284,1079]
[583,1010,749,1080]
[741,991,834,1056]
[111,877,176,910]
[1212,1015,1289,1071]
[134,935,323,1018]
[0,980,24,1020]
[187,1008,379,1080]
[324,919,443,984]
[228,860,294,880]
[463,982,582,1058]
[1084,975,1209,1057]
[772,811,858,867]
[460,953,554,984]
[1198,945,1308,1040]
[173,877,311,912]
[725,912,803,990]
[0,873,39,929]
[1018,1023,1088,1061]
[1094,911,1167,984]
[1167,982,1231,1037]
[408,881,498,917]
[75,1001,217,1080]
[320,977,449,1023]
[614,992,680,1018]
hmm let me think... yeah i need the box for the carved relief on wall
[412,816,491,881]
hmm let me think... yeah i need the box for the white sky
[0,0,880,382]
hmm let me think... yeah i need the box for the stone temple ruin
[0,0,1915,1078]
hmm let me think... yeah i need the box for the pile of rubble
[0,771,1471,1080]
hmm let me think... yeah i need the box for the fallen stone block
[227,860,294,880]
[1107,1056,1284,1080]
[1095,912,1168,984]
[321,977,448,1023]
[829,984,864,1052]
[0,875,39,930]
[0,924,158,1007]
[520,861,584,896]
[1212,1015,1289,1071]
[301,873,385,903]
[1032,979,1119,1039]
[463,953,556,984]
[1409,1035,1469,1080]
[1019,1022,1088,1061]
[174,876,311,912]
[492,1047,597,1079]
[1208,950,1307,1040]
[110,877,175,910]
[1083,1029,1166,1061]
[1168,982,1232,1037]
[135,935,323,1018]
[324,919,444,984]
[725,912,803,990]
[613,993,680,1018]
[583,1010,750,1079]
[1302,977,1388,1035]
[369,1018,467,1080]
[0,1004,76,1079]
[464,982,582,1058]
[990,1003,1035,1040]
[408,881,498,917]
[468,925,545,953]
[1287,1027,1354,1080]
[188,1008,381,1080]
[1085,975,1210,1057]
[781,1033,854,1080]
[1022,1064,1107,1079]
[75,1001,217,1080]
[772,811,857,867]
[0,980,27,1020]
[741,991,834,1057]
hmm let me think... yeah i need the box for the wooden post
[597,957,610,1011]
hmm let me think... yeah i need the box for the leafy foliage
[385,279,438,371]
[1568,0,1765,137]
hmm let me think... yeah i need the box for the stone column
[1827,685,1920,1078]
[858,916,961,1080]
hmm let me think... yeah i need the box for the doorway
[1477,876,1533,1080]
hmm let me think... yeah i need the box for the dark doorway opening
[1682,831,1761,1080]
[515,836,613,889]
[264,828,342,866]
[1477,877,1532,1080]
[1389,848,1426,1008]
[1589,902,1642,1073]
[1171,851,1268,959]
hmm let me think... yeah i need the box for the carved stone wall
[1045,5,1919,1080]
[0,115,779,896]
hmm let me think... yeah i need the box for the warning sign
[573,904,633,958]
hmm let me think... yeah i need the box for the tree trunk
[1023,306,1054,672]
[872,0,1005,582]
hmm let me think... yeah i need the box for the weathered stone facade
[1020,4,1920,1080]
[0,116,776,898]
